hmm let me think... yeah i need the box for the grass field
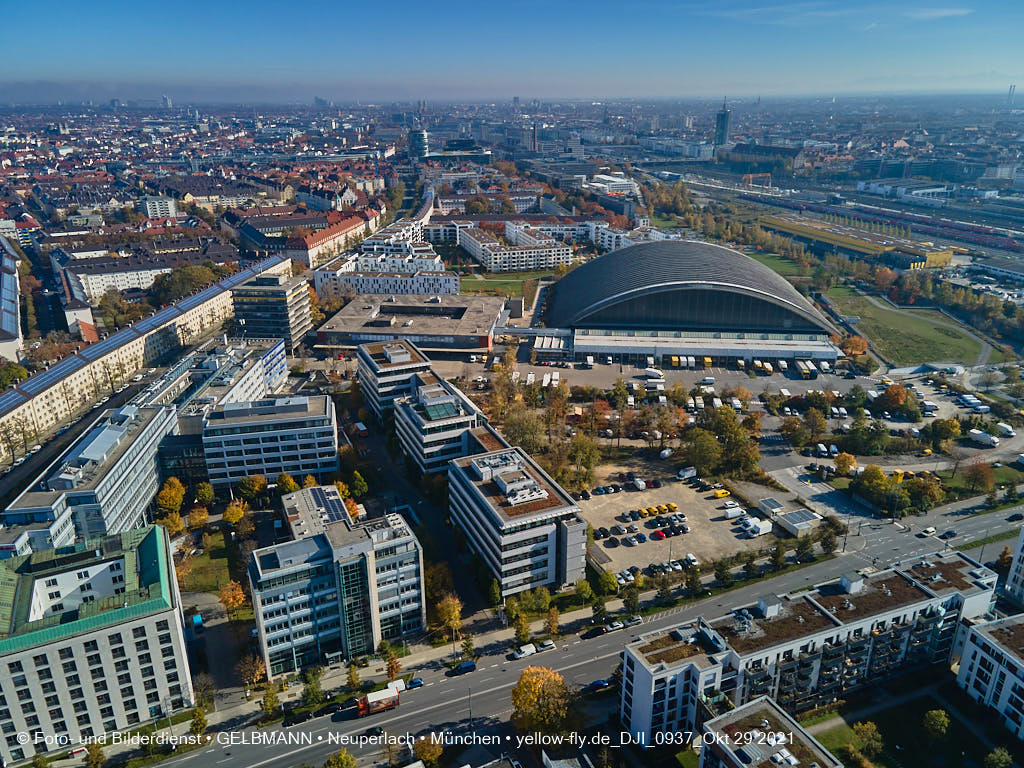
[747,251,806,277]
[827,286,989,366]
[652,213,684,229]
[177,530,231,593]
[815,694,993,767]
[461,270,554,298]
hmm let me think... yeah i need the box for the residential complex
[231,273,312,353]
[201,395,338,488]
[458,225,572,272]
[620,551,995,743]
[248,485,425,678]
[957,614,1024,740]
[0,526,193,766]
[448,446,587,600]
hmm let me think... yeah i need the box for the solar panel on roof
[0,390,26,416]
[79,329,138,361]
[133,306,180,333]
[177,284,220,312]
[19,356,87,394]
[783,509,817,524]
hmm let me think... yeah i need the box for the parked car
[625,615,643,627]
[407,677,424,689]
[604,621,624,633]
[283,709,313,727]
[538,639,556,652]
[313,702,341,718]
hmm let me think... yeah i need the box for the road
[135,513,1018,768]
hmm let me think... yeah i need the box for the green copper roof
[0,526,172,655]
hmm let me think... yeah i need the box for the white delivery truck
[676,466,697,480]
[645,367,664,379]
[584,355,594,368]
[701,376,716,385]
[746,520,773,537]
[998,422,1017,437]
[969,428,1000,447]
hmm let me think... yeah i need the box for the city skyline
[1,0,1021,103]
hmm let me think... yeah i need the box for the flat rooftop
[204,395,328,426]
[629,624,724,669]
[703,696,842,768]
[713,596,838,654]
[320,293,505,340]
[358,339,430,372]
[981,616,1024,665]
[451,447,578,524]
[814,573,931,621]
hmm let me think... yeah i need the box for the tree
[779,417,809,447]
[488,579,502,608]
[922,708,949,742]
[514,613,531,644]
[324,750,359,768]
[195,481,215,506]
[158,512,184,537]
[503,403,545,454]
[852,721,883,758]
[261,683,280,715]
[238,474,268,503]
[192,672,216,710]
[346,664,361,690]
[820,528,838,555]
[84,742,105,768]
[236,654,266,688]
[983,747,1013,768]
[303,474,318,488]
[685,428,722,475]
[30,755,50,768]
[461,634,475,659]
[303,666,324,706]
[222,500,246,526]
[276,472,300,495]
[622,586,640,615]
[511,666,570,736]
[996,546,1014,575]
[156,488,184,517]
[574,578,594,605]
[350,471,369,498]
[834,452,856,477]
[796,535,815,561]
[546,606,561,636]
[386,653,402,681]
[598,570,619,595]
[413,736,444,766]
[804,408,827,440]
[685,570,703,597]
[567,433,600,488]
[189,707,207,738]
[188,506,208,531]
[437,590,463,634]
[591,596,608,624]
[714,560,733,587]
[964,459,995,492]
[770,544,786,571]
[219,580,246,616]
[841,336,869,356]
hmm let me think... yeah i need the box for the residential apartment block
[201,395,338,488]
[248,486,425,678]
[4,405,178,554]
[448,446,587,599]
[0,251,21,363]
[957,613,1024,740]
[458,226,572,273]
[0,526,193,766]
[698,696,842,768]
[313,243,459,299]
[620,552,995,744]
[1004,525,1024,603]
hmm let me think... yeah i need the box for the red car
[651,530,666,541]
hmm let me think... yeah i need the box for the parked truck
[357,688,400,717]
[645,367,665,380]
[969,428,1000,447]
[745,519,773,538]
[998,422,1017,438]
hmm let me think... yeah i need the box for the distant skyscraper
[714,99,731,147]
[161,94,172,109]
[513,95,520,112]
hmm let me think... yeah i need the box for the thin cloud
[863,21,879,30]
[903,7,973,19]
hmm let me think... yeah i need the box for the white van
[922,527,936,536]
[513,643,537,659]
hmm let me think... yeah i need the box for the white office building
[0,526,193,766]
[1005,525,1024,604]
[201,396,338,488]
[957,613,1024,740]
[448,447,587,599]
[138,197,178,219]
[249,486,425,678]
[394,374,487,474]
[356,341,433,421]
[621,551,996,744]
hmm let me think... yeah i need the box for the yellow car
[656,504,668,514]
[645,507,657,516]
[667,502,679,512]
[638,508,649,518]
[713,489,731,498]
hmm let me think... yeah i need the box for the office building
[232,273,312,353]
[448,446,587,599]
[248,486,425,678]
[317,294,506,353]
[201,396,338,488]
[714,100,731,148]
[4,406,178,551]
[0,251,21,363]
[1005,526,1024,604]
[698,696,843,768]
[356,340,433,421]
[394,374,487,474]
[620,551,995,744]
[956,613,1024,740]
[409,130,430,160]
[0,526,193,766]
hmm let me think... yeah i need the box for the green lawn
[675,750,699,768]
[937,464,1024,496]
[747,251,806,277]
[827,286,987,366]
[815,694,993,767]
[178,530,231,593]
[461,270,554,297]
[652,213,684,229]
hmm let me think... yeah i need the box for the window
[7,662,22,674]
[133,627,147,639]
[83,640,98,652]
[59,648,74,660]
[32,655,48,668]
[108,633,122,645]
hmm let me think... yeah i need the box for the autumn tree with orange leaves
[511,666,570,736]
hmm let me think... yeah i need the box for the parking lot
[579,459,776,577]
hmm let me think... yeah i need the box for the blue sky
[0,0,1020,102]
